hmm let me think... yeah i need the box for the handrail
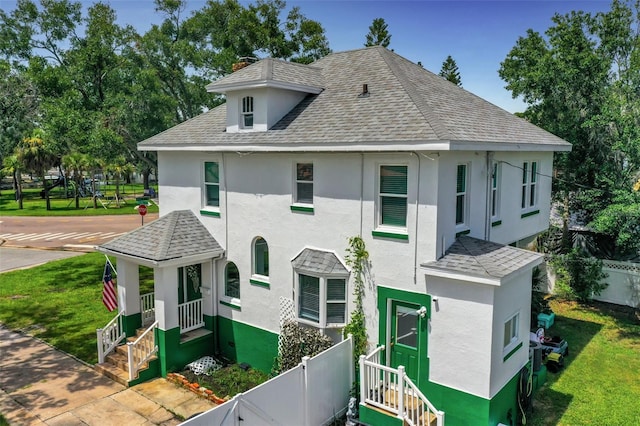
[127,320,158,381]
[140,292,155,326]
[97,311,125,364]
[360,346,444,426]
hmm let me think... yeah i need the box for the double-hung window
[204,162,220,208]
[295,163,313,204]
[503,312,519,350]
[521,161,538,210]
[298,274,347,327]
[456,164,468,226]
[241,96,254,128]
[379,165,408,227]
[491,162,500,221]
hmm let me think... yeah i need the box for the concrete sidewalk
[0,326,216,425]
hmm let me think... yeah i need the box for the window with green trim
[204,162,220,207]
[253,237,269,277]
[225,262,240,299]
[521,161,538,210]
[295,163,313,204]
[297,274,346,326]
[456,164,468,226]
[379,165,408,227]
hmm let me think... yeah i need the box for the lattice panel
[278,296,295,357]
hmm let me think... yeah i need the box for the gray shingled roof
[139,46,571,151]
[421,236,542,282]
[206,58,324,92]
[291,248,349,275]
[98,210,223,263]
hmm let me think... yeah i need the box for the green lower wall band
[123,313,142,338]
[216,316,279,374]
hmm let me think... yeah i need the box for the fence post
[97,328,104,363]
[127,342,134,381]
[359,355,366,405]
[347,334,354,394]
[302,356,310,426]
[397,365,405,420]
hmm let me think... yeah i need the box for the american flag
[102,261,117,312]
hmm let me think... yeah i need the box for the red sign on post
[138,204,147,216]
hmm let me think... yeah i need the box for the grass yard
[0,252,154,364]
[531,299,640,425]
[0,185,159,216]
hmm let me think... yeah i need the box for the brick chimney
[232,56,257,72]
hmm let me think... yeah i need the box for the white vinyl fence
[544,259,640,308]
[182,335,354,426]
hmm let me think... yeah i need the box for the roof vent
[359,83,370,98]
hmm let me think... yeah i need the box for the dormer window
[241,96,254,128]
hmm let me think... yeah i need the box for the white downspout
[412,152,421,285]
[485,152,494,241]
[360,153,364,238]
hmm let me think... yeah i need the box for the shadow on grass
[531,387,574,426]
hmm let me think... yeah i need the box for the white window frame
[521,161,538,211]
[293,162,314,205]
[222,261,241,305]
[252,237,269,282]
[203,161,220,210]
[455,163,469,228]
[491,161,501,221]
[295,272,348,329]
[503,312,520,352]
[377,164,409,230]
[241,96,254,129]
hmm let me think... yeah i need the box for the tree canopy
[364,17,391,47]
[438,55,462,86]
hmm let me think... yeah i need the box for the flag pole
[104,254,117,276]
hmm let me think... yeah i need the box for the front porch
[360,345,445,426]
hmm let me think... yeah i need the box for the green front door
[390,301,422,382]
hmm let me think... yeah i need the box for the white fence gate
[181,335,354,426]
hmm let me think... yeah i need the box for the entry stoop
[94,327,157,387]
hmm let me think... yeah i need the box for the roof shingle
[291,248,349,275]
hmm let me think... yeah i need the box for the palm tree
[62,152,89,209]
[16,132,58,210]
[1,154,24,209]
[106,157,134,207]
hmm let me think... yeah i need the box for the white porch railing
[360,345,445,426]
[97,311,126,364]
[127,320,158,381]
[179,298,204,333]
[140,292,155,325]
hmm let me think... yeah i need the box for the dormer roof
[206,58,324,94]
[139,46,571,153]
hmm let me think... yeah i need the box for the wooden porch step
[95,361,130,387]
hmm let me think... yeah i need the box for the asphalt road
[0,214,158,272]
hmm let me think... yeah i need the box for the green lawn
[0,252,154,364]
[531,299,640,425]
[0,185,159,216]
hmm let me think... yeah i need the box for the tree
[439,55,462,86]
[61,152,89,209]
[364,18,391,47]
[1,154,24,209]
[16,131,58,210]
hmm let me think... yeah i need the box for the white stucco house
[96,46,570,425]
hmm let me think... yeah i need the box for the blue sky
[3,0,614,112]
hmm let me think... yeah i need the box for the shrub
[274,320,333,373]
[549,249,608,302]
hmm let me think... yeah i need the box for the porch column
[154,267,179,331]
[116,258,140,336]
[201,261,214,330]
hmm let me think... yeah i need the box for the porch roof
[98,210,223,265]
[420,236,543,285]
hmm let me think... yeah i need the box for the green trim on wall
[250,278,270,289]
[216,316,278,374]
[290,205,314,213]
[156,327,214,376]
[423,380,489,426]
[489,369,522,426]
[123,313,142,338]
[200,209,220,217]
[204,314,215,331]
[503,341,523,362]
[521,209,540,219]
[455,229,471,238]
[491,220,502,227]
[220,300,241,310]
[128,358,161,386]
[372,230,409,240]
